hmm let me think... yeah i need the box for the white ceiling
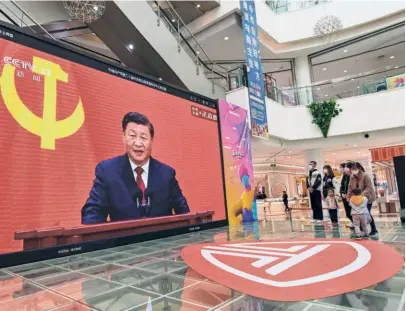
[312,42,405,83]
[311,26,405,65]
[196,19,405,96]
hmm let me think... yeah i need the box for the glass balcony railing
[274,72,405,106]
[225,69,405,106]
[265,0,332,14]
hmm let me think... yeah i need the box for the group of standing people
[306,160,378,237]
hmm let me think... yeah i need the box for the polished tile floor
[0,217,404,311]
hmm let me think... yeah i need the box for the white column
[304,149,324,171]
[294,55,313,105]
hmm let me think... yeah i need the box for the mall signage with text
[240,0,268,138]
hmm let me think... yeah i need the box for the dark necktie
[135,167,146,203]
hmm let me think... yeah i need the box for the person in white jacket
[349,188,371,239]
[322,165,340,198]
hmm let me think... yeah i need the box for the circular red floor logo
[181,239,404,301]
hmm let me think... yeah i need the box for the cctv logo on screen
[0,56,85,150]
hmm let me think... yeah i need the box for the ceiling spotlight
[196,4,201,8]
[390,56,395,59]
[93,5,98,11]
[322,68,327,71]
[172,19,175,22]
[325,94,328,97]
[351,78,355,81]
[158,77,162,81]
[128,44,134,50]
[224,36,229,40]
[343,49,348,53]
[357,86,360,89]
[316,87,320,91]
[395,66,399,69]
[343,70,347,73]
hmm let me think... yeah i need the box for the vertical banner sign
[219,99,257,225]
[240,0,268,138]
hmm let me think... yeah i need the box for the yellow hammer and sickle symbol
[0,57,85,150]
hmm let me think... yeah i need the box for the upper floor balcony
[185,0,405,56]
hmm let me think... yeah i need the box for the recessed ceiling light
[343,49,348,53]
[317,87,320,91]
[343,70,347,73]
[196,4,201,8]
[357,86,360,89]
[325,94,328,97]
[93,5,98,11]
[322,68,327,71]
[196,51,200,54]
[351,78,355,80]
[395,66,399,69]
[390,56,395,59]
[224,36,229,40]
[158,77,162,81]
[128,44,134,50]
[172,19,175,22]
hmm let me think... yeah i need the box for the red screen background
[0,38,225,254]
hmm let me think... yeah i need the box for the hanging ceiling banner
[240,0,269,138]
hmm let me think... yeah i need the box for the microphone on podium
[133,189,143,208]
[144,188,153,216]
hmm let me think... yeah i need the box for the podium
[14,210,214,250]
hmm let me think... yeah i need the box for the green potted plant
[307,99,342,138]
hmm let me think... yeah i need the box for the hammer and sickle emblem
[0,57,85,150]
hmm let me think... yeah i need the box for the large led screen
[0,27,226,258]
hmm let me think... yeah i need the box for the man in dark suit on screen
[81,112,190,224]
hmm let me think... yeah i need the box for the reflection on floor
[0,217,404,311]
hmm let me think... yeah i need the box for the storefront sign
[370,145,405,162]
[182,239,404,301]
[240,0,268,138]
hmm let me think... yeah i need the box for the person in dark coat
[306,161,323,222]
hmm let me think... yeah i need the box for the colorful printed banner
[218,99,257,225]
[386,74,405,90]
[240,0,268,138]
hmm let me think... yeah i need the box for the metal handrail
[154,0,229,92]
[8,1,56,40]
[163,0,228,74]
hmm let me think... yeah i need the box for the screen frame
[0,21,229,267]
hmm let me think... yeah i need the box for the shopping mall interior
[0,0,404,310]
